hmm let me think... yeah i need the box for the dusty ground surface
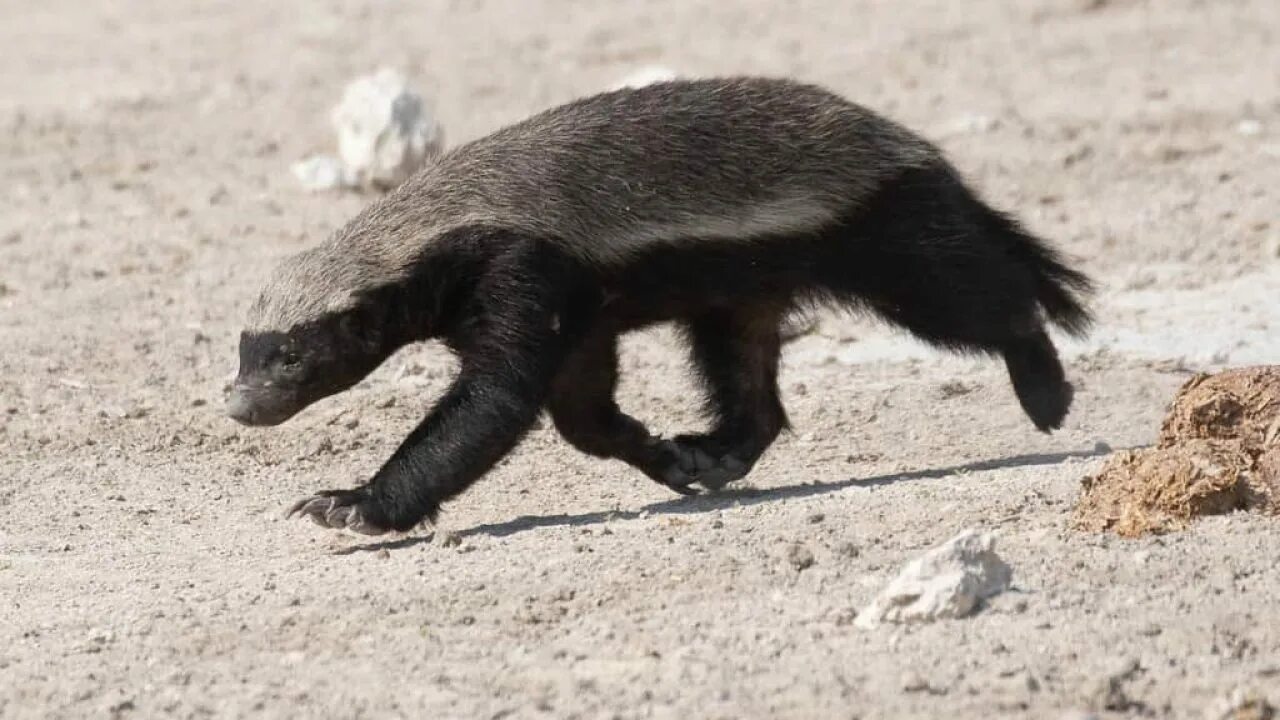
[1,1,1278,717]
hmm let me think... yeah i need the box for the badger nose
[226,389,258,425]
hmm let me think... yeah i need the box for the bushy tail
[983,208,1095,338]
[974,206,1093,432]
[819,163,1095,432]
[1003,328,1074,432]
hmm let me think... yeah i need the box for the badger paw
[639,439,701,496]
[286,488,388,536]
[653,437,751,493]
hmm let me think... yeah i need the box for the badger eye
[281,352,302,369]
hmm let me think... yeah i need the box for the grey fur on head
[247,76,940,334]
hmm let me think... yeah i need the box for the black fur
[268,161,1092,534]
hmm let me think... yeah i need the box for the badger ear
[337,304,385,351]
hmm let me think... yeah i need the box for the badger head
[226,245,406,426]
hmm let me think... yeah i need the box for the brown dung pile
[1074,366,1280,537]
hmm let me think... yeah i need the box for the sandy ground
[1,1,1278,718]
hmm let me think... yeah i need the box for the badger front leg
[287,358,557,533]
[288,243,569,534]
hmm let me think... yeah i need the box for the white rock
[610,65,680,91]
[854,529,1012,629]
[291,155,350,192]
[1235,119,1263,137]
[330,68,444,191]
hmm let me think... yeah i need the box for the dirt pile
[1074,366,1280,537]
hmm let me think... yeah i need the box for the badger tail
[821,164,1095,433]
[984,208,1095,338]
[981,207,1094,432]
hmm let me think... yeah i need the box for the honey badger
[227,76,1093,536]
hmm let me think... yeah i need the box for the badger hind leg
[547,325,699,495]
[669,305,790,491]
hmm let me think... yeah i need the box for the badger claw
[286,489,387,536]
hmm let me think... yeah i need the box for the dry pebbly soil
[1,1,1278,718]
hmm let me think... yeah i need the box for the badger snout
[225,388,260,425]
[226,384,296,427]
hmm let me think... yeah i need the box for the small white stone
[1236,119,1263,137]
[291,155,349,192]
[330,67,444,191]
[855,529,1012,628]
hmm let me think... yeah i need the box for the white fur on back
[599,194,839,257]
[245,194,842,332]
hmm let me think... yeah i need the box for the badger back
[252,77,941,328]
[415,77,942,259]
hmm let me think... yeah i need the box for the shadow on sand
[333,445,1118,555]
